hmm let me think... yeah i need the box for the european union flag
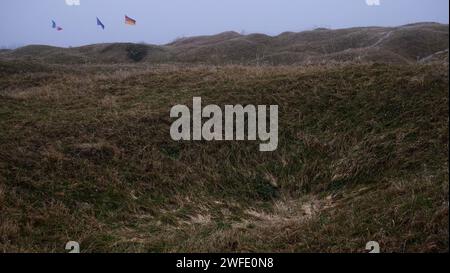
[97,17,105,30]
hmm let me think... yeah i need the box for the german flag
[125,15,136,25]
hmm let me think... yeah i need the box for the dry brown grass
[1,23,447,66]
[0,61,448,253]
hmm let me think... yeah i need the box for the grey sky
[0,0,448,48]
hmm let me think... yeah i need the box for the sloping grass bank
[0,62,448,252]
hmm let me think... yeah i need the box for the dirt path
[419,48,449,63]
[369,30,394,48]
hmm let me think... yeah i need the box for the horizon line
[1,21,448,50]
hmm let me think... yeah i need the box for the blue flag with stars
[97,17,105,30]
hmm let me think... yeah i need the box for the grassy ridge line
[1,22,448,65]
[0,62,448,252]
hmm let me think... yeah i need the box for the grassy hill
[1,22,448,65]
[0,22,448,253]
[0,60,448,252]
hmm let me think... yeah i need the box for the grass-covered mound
[0,62,448,252]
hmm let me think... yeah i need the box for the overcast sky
[0,0,448,48]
